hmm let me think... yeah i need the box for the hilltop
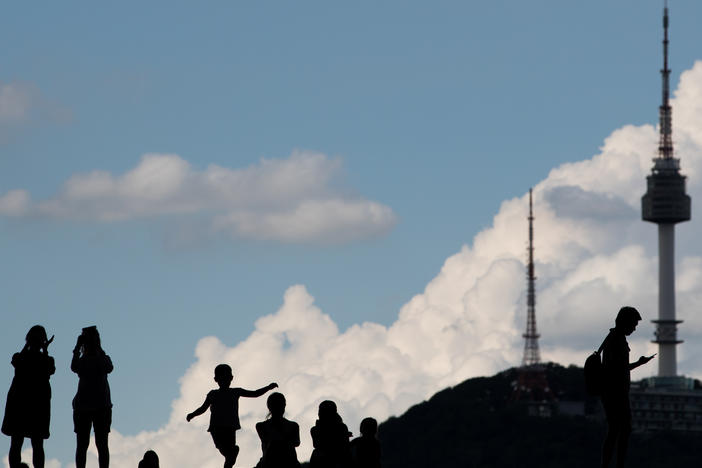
[304,364,702,467]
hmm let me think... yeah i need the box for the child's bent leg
[218,443,239,468]
[212,429,239,468]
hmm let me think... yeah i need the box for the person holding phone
[72,326,114,468]
[2,325,55,468]
[600,306,655,468]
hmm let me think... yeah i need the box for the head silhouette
[214,364,233,388]
[267,392,286,418]
[360,417,377,438]
[81,326,102,354]
[138,450,159,468]
[26,325,48,349]
[318,400,338,421]
[615,306,642,335]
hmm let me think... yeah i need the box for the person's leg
[95,430,110,468]
[600,396,621,468]
[75,430,90,468]
[30,437,45,468]
[615,430,629,468]
[212,429,238,468]
[220,445,239,468]
[94,407,111,468]
[8,435,24,468]
[74,410,91,468]
[615,400,632,468]
[601,425,616,468]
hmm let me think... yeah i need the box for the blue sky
[3,1,702,466]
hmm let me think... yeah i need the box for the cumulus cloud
[0,81,71,142]
[0,151,397,244]
[72,60,702,468]
[8,60,702,468]
[0,83,35,124]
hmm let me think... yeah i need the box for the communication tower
[522,188,541,367]
[641,2,691,378]
[513,189,551,409]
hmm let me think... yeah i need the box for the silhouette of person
[309,400,352,468]
[600,306,655,468]
[350,417,381,468]
[72,326,114,468]
[254,392,301,468]
[2,325,55,468]
[186,364,277,468]
[137,449,159,468]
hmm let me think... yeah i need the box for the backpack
[584,334,609,396]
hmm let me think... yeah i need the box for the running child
[186,364,277,468]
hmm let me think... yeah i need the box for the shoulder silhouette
[255,392,301,468]
[350,417,381,468]
[310,400,352,468]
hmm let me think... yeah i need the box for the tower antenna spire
[659,1,673,159]
[521,188,541,367]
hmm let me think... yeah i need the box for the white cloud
[8,60,702,468]
[0,83,35,124]
[0,81,71,142]
[0,151,397,244]
[0,189,31,216]
[76,59,702,468]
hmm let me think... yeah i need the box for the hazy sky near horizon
[3,1,702,466]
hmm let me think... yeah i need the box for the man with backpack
[599,306,655,468]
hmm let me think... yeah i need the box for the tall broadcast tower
[641,4,691,378]
[514,189,551,408]
[522,188,541,367]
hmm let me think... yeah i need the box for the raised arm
[71,335,82,373]
[71,351,81,373]
[47,356,56,377]
[239,382,278,398]
[186,396,211,422]
[103,354,114,374]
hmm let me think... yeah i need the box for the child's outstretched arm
[186,397,211,422]
[239,382,278,398]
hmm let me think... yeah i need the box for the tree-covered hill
[303,364,702,467]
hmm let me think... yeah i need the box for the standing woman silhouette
[72,326,114,468]
[2,325,55,468]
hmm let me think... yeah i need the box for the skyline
[3,1,702,466]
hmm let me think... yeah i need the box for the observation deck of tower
[641,3,691,378]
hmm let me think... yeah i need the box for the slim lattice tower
[522,188,541,367]
[641,3,691,377]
